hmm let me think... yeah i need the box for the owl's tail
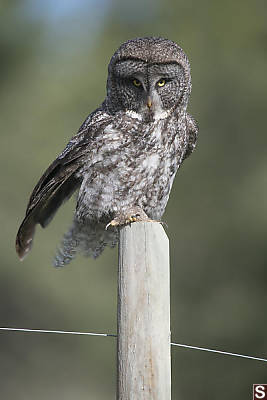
[53,219,118,267]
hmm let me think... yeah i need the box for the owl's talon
[105,207,167,230]
[105,216,137,230]
[105,220,119,230]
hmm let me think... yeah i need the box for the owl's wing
[15,111,112,260]
[183,113,198,160]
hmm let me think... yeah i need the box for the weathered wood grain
[117,222,171,399]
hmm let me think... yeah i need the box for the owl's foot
[105,207,159,230]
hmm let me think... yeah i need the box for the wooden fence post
[117,222,171,399]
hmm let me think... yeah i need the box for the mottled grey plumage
[16,37,198,266]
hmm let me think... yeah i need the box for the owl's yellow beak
[147,96,152,109]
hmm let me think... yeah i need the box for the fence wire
[0,327,266,363]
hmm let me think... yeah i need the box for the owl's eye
[157,78,166,87]
[132,78,142,87]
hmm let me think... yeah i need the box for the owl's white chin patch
[142,109,170,124]
[126,109,169,122]
[153,109,169,121]
[126,110,142,120]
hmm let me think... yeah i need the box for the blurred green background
[1,0,267,398]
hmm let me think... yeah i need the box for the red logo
[254,385,267,399]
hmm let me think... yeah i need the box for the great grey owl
[16,37,198,266]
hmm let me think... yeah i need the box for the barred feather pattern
[16,37,198,266]
[54,108,197,266]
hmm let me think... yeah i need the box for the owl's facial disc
[112,60,184,122]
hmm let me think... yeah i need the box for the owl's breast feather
[76,114,186,219]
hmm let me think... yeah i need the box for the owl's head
[105,37,192,122]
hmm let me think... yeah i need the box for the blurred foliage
[0,0,267,399]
